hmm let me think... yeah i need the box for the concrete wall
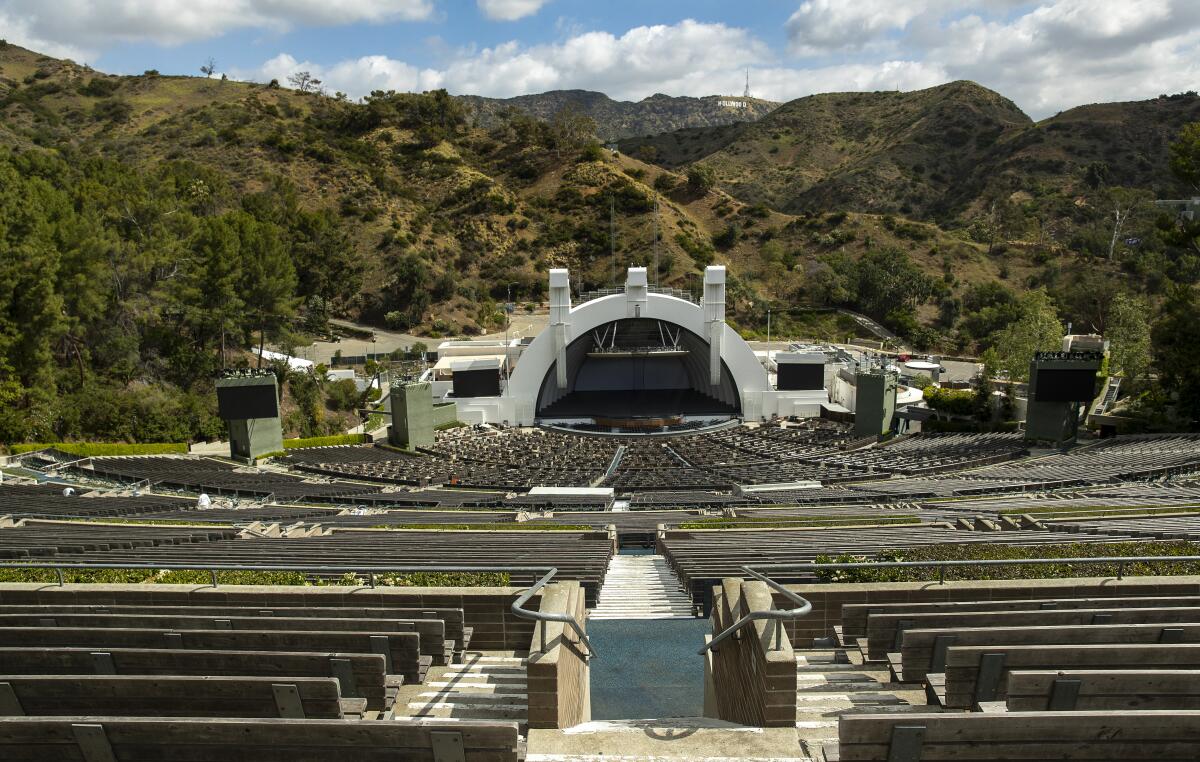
[526,580,591,729]
[853,369,897,437]
[707,578,796,727]
[430,401,458,429]
[227,416,283,461]
[770,575,1200,647]
[0,584,539,651]
[389,382,435,450]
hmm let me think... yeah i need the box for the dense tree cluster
[0,149,363,444]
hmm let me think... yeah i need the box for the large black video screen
[1035,368,1098,402]
[777,363,824,391]
[453,368,501,398]
[217,383,279,420]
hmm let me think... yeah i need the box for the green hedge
[0,568,510,587]
[283,434,369,449]
[814,541,1200,583]
[999,505,1200,519]
[369,523,592,531]
[7,442,188,456]
[679,516,920,530]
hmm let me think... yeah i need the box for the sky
[2,0,1199,119]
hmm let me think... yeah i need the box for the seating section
[0,717,523,760]
[830,588,1200,760]
[0,588,526,760]
[660,523,1148,609]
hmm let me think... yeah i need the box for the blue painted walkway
[588,617,710,719]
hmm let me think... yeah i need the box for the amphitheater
[1,270,1199,759]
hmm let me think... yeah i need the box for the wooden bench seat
[840,596,1200,642]
[0,646,393,711]
[897,623,1200,684]
[0,613,452,666]
[837,710,1200,761]
[0,716,523,761]
[0,675,361,719]
[1006,669,1200,711]
[866,606,1200,661]
[942,643,1200,710]
[0,627,431,685]
[0,604,473,657]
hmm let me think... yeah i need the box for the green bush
[282,434,369,450]
[679,516,919,530]
[0,567,509,587]
[326,378,362,411]
[8,442,188,456]
[370,524,592,531]
[814,541,1200,583]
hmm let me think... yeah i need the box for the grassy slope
[6,44,1179,342]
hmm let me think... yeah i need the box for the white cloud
[0,0,433,59]
[235,5,1200,120]
[787,0,933,54]
[240,20,774,101]
[247,52,440,95]
[920,0,1200,116]
[477,0,550,22]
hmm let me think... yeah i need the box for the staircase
[792,647,934,760]
[396,651,529,725]
[590,555,695,620]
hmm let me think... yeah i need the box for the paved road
[298,314,550,365]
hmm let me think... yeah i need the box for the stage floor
[537,389,739,419]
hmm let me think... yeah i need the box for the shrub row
[283,434,369,449]
[0,567,510,587]
[678,516,920,530]
[370,524,592,531]
[7,442,188,456]
[814,541,1200,583]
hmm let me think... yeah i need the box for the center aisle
[590,554,696,620]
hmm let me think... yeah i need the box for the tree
[1105,293,1152,385]
[382,253,432,329]
[548,107,597,154]
[982,289,1062,381]
[287,71,321,94]
[176,216,243,366]
[200,57,216,78]
[1169,122,1200,192]
[1152,285,1200,427]
[229,213,298,365]
[686,164,717,195]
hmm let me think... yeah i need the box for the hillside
[620,81,1200,224]
[1,40,1197,443]
[459,90,778,141]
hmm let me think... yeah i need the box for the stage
[537,389,739,420]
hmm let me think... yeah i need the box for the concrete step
[407,703,527,720]
[425,681,529,693]
[417,691,528,704]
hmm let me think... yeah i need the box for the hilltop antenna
[744,68,751,99]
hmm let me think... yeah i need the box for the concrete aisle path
[527,718,809,761]
[590,555,696,620]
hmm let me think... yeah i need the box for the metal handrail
[511,567,596,660]
[755,555,1200,584]
[699,566,812,655]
